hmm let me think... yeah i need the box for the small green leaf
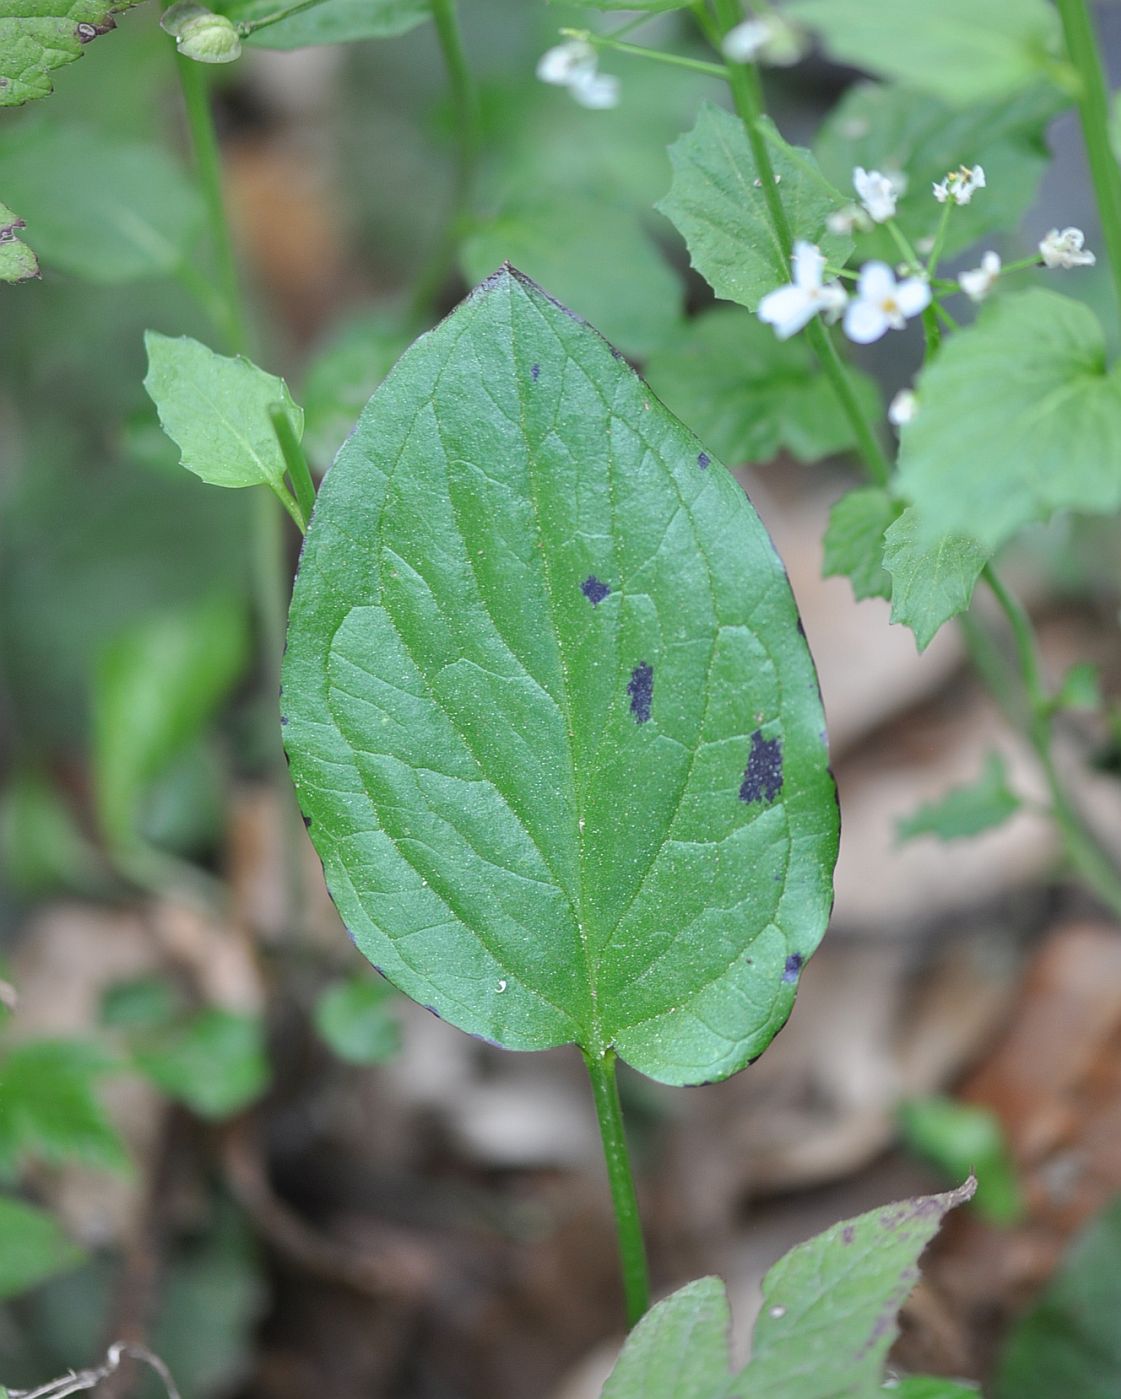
[658,105,850,311]
[0,1196,85,1298]
[897,753,1021,843]
[898,1095,1022,1226]
[283,267,838,1087]
[996,1196,1121,1399]
[143,332,305,505]
[814,82,1063,264]
[896,291,1121,560]
[218,0,429,50]
[134,1009,269,1119]
[1053,660,1101,713]
[314,976,401,1065]
[302,309,417,469]
[783,0,1061,107]
[0,123,203,280]
[889,1381,981,1398]
[461,196,682,358]
[600,1277,731,1399]
[93,592,249,850]
[0,1040,128,1175]
[644,308,881,466]
[0,0,142,106]
[101,976,183,1031]
[736,1178,977,1396]
[882,508,986,651]
[823,487,901,602]
[0,200,38,281]
[600,1181,976,1399]
[0,768,102,896]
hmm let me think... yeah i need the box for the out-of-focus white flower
[826,203,873,236]
[959,250,1001,302]
[569,69,620,108]
[722,14,806,66]
[888,388,918,427]
[933,164,986,205]
[843,261,930,344]
[536,40,596,86]
[853,167,905,224]
[1039,226,1097,269]
[758,240,847,340]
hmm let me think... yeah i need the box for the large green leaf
[0,122,203,280]
[644,308,880,466]
[814,82,1063,264]
[282,267,838,1087]
[461,194,682,359]
[0,1197,85,1298]
[783,0,1061,107]
[996,1196,1121,1399]
[0,201,38,281]
[0,0,141,106]
[218,0,429,50]
[599,1180,977,1398]
[658,106,850,312]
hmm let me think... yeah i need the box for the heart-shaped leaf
[282,267,838,1086]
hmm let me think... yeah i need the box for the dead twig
[6,1342,180,1399]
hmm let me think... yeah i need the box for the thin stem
[269,404,315,531]
[983,565,1121,917]
[409,0,482,319]
[584,1050,651,1327]
[239,0,329,35]
[1055,0,1121,310]
[176,55,248,355]
[561,28,728,79]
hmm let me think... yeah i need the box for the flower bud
[160,1,210,36]
[176,11,242,63]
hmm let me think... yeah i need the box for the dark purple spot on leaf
[581,575,610,606]
[783,953,802,984]
[531,363,540,381]
[697,451,710,469]
[302,813,312,828]
[280,715,289,726]
[423,1004,442,1020]
[627,662,653,724]
[739,730,783,803]
[842,1225,854,1244]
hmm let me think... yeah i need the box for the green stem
[982,565,1121,917]
[239,0,329,35]
[585,1050,651,1327]
[561,28,728,79]
[710,0,891,486]
[409,0,482,320]
[269,404,315,531]
[176,55,248,356]
[1055,0,1121,311]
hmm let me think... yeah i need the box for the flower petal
[791,241,825,290]
[894,278,932,317]
[843,298,889,344]
[856,261,895,302]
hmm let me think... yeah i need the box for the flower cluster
[933,164,986,205]
[1039,227,1096,269]
[759,241,930,345]
[536,40,619,110]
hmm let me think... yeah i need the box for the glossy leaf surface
[222,0,429,50]
[283,267,838,1086]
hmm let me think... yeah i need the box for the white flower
[722,14,805,66]
[1039,226,1096,269]
[569,69,620,109]
[536,40,596,86]
[758,240,847,340]
[959,250,1001,302]
[843,261,930,344]
[932,164,986,205]
[853,167,905,224]
[888,388,918,427]
[826,203,872,236]
[722,18,771,62]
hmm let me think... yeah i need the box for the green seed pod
[176,12,242,63]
